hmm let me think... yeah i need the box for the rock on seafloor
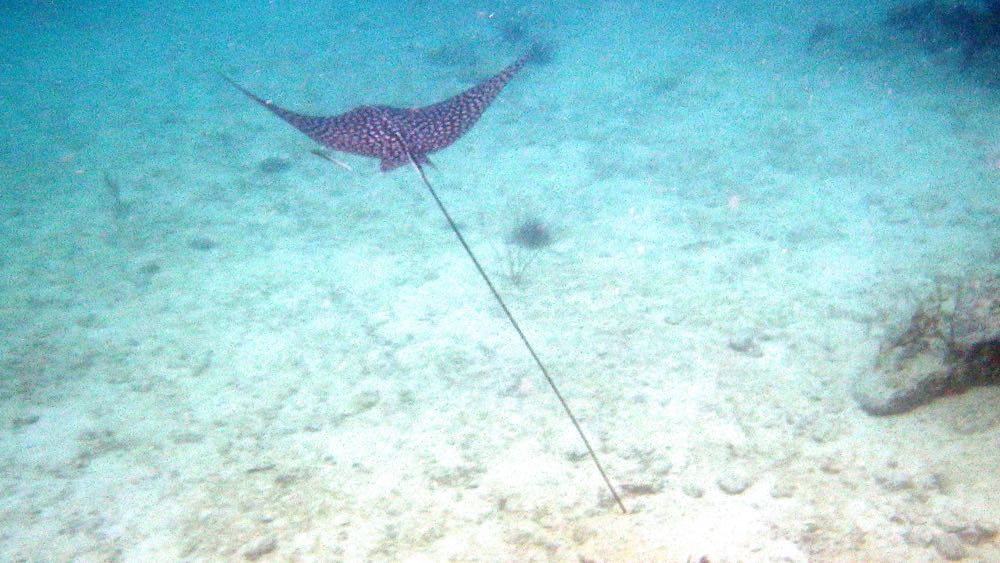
[853,276,1000,416]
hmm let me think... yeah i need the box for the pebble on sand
[717,470,751,495]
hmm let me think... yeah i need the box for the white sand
[1,0,998,560]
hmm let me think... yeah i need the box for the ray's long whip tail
[395,135,627,514]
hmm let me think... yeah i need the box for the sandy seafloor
[1,0,999,560]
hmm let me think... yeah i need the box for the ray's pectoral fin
[381,152,431,172]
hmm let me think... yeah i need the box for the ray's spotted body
[223,52,531,171]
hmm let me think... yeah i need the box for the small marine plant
[499,216,555,285]
[508,216,553,249]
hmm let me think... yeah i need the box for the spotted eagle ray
[223,52,627,513]
[221,53,530,172]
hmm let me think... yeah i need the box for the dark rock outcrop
[854,276,1000,416]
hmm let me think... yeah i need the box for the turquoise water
[2,1,998,560]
